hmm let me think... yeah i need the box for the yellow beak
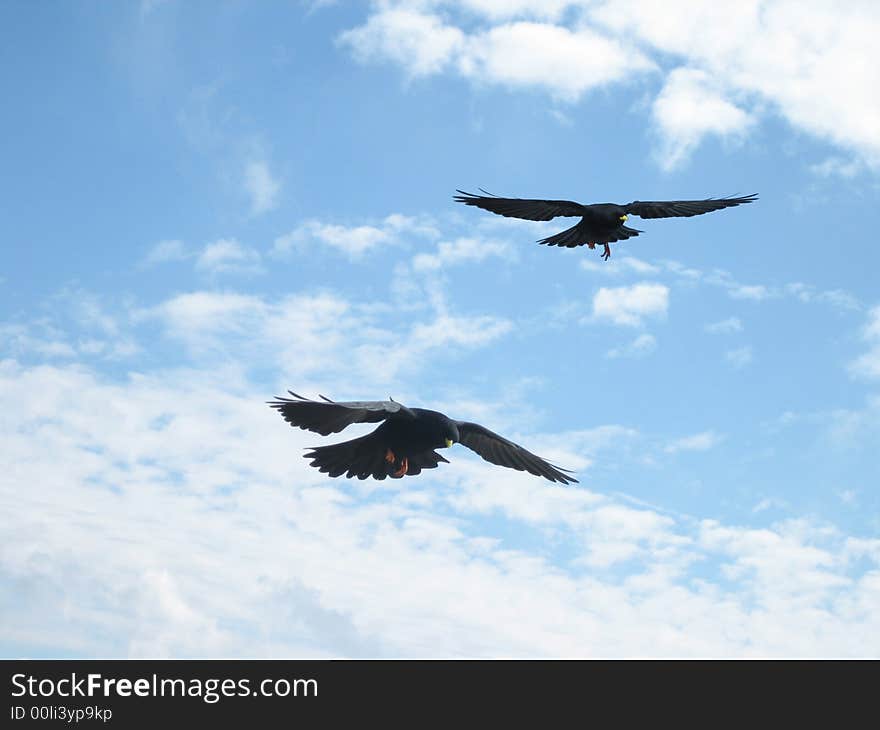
[445,438,454,448]
[619,214,628,221]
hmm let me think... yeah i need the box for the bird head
[442,422,460,448]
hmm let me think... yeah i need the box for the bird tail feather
[537,221,587,248]
[538,222,643,247]
[305,433,387,480]
[304,437,450,480]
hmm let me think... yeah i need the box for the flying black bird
[454,189,758,260]
[269,392,577,484]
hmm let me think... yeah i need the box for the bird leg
[393,457,409,478]
[385,448,408,477]
[601,243,611,261]
[586,242,596,249]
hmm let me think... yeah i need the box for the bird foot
[385,448,408,477]
[601,243,611,261]
[586,242,596,249]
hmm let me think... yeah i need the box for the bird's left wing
[454,190,586,221]
[624,194,758,219]
[268,392,415,436]
[456,421,578,484]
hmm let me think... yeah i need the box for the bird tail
[538,222,643,247]
[305,433,387,480]
[304,436,449,480]
[537,221,588,248]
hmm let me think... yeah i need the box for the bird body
[371,407,458,459]
[269,392,576,484]
[454,190,757,259]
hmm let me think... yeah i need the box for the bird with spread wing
[269,392,577,484]
[454,189,758,260]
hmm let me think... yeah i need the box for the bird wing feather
[624,194,758,219]
[268,392,415,436]
[456,421,577,484]
[454,190,586,221]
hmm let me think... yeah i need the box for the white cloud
[139,0,169,18]
[0,290,139,362]
[581,256,660,275]
[452,0,571,21]
[341,1,880,169]
[705,317,742,335]
[338,8,465,77]
[140,286,510,386]
[606,333,656,359]
[849,305,880,380]
[592,282,669,327]
[726,345,753,369]
[143,239,189,267]
[665,430,722,454]
[785,283,860,311]
[411,237,511,272]
[591,0,880,168]
[651,67,752,170]
[410,312,512,349]
[244,160,281,215]
[0,324,76,359]
[4,287,880,657]
[339,7,653,101]
[195,239,263,276]
[810,157,864,179]
[658,261,857,312]
[752,497,789,514]
[728,284,772,301]
[274,214,437,260]
[458,21,654,102]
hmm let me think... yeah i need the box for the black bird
[269,392,577,484]
[454,189,758,260]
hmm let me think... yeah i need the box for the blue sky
[2,0,880,657]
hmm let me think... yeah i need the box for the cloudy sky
[2,0,879,657]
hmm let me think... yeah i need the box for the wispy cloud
[849,305,880,380]
[195,239,263,276]
[705,317,743,335]
[581,256,660,275]
[244,160,281,215]
[665,430,722,454]
[142,239,189,267]
[412,237,511,272]
[274,214,438,260]
[726,346,753,369]
[606,333,657,359]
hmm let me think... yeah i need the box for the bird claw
[601,243,611,261]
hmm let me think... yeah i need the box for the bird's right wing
[454,190,586,221]
[456,421,578,484]
[268,392,415,436]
